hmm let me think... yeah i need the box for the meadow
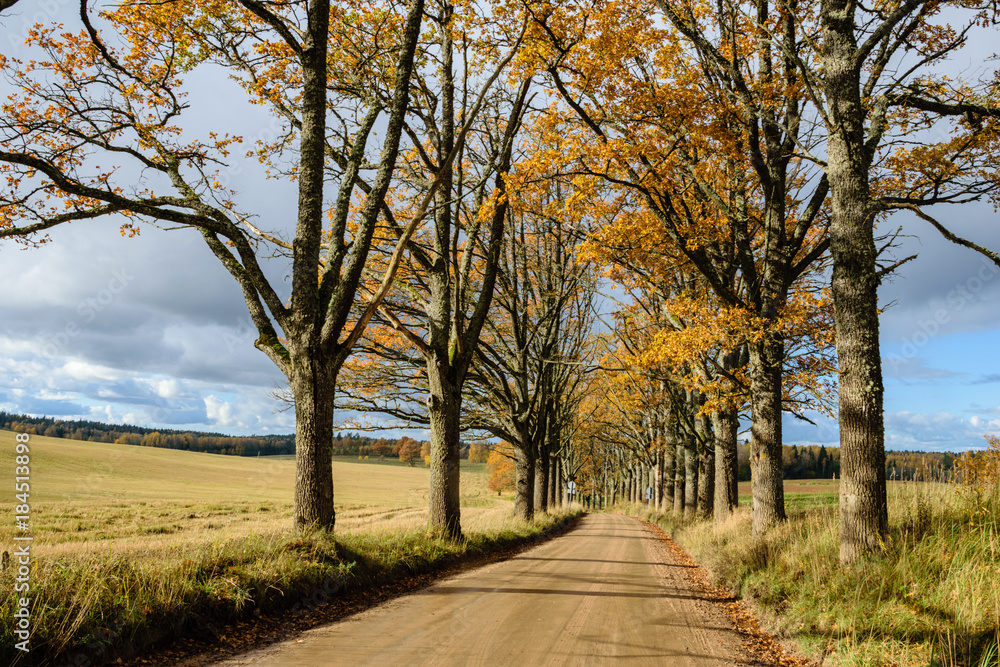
[639,478,1000,666]
[0,430,570,664]
[737,478,840,512]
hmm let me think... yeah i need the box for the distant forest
[736,443,960,482]
[2,411,955,477]
[0,412,431,458]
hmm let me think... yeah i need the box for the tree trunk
[655,449,664,511]
[696,413,714,518]
[748,339,787,536]
[647,464,652,507]
[549,452,559,507]
[663,431,675,512]
[673,437,685,514]
[712,405,740,522]
[534,444,550,513]
[426,359,462,539]
[698,442,715,519]
[537,415,556,512]
[554,458,560,507]
[684,431,698,517]
[822,1,889,563]
[290,353,337,531]
[513,441,535,520]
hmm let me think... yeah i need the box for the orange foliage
[487,442,515,493]
[398,439,422,466]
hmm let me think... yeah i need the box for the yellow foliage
[956,435,1000,494]
[487,442,515,493]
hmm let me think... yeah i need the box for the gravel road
[213,513,743,666]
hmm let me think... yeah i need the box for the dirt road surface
[213,513,743,666]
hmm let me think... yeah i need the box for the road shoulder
[639,517,814,667]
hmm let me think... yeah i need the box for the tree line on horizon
[1,408,960,485]
[0,412,438,459]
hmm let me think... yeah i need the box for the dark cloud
[879,206,1000,342]
[9,397,90,418]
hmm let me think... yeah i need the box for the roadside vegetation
[0,432,578,665]
[624,462,1000,666]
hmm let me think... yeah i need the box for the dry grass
[636,480,1000,666]
[0,430,576,665]
[0,429,506,552]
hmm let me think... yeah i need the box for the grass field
[0,431,505,551]
[643,476,1000,666]
[0,430,569,664]
[330,453,488,475]
[737,479,840,512]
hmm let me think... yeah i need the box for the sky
[1,5,999,451]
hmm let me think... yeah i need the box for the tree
[811,0,1000,563]
[354,72,531,536]
[487,442,516,494]
[370,438,393,458]
[466,157,599,520]
[399,439,422,466]
[468,442,490,464]
[588,194,834,523]
[336,119,599,523]
[593,242,747,521]
[0,0,426,531]
[316,0,532,537]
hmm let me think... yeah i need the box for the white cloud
[152,379,181,399]
[62,360,125,383]
[35,390,75,401]
[88,404,117,423]
[882,356,965,381]
[884,411,997,451]
[204,395,239,428]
